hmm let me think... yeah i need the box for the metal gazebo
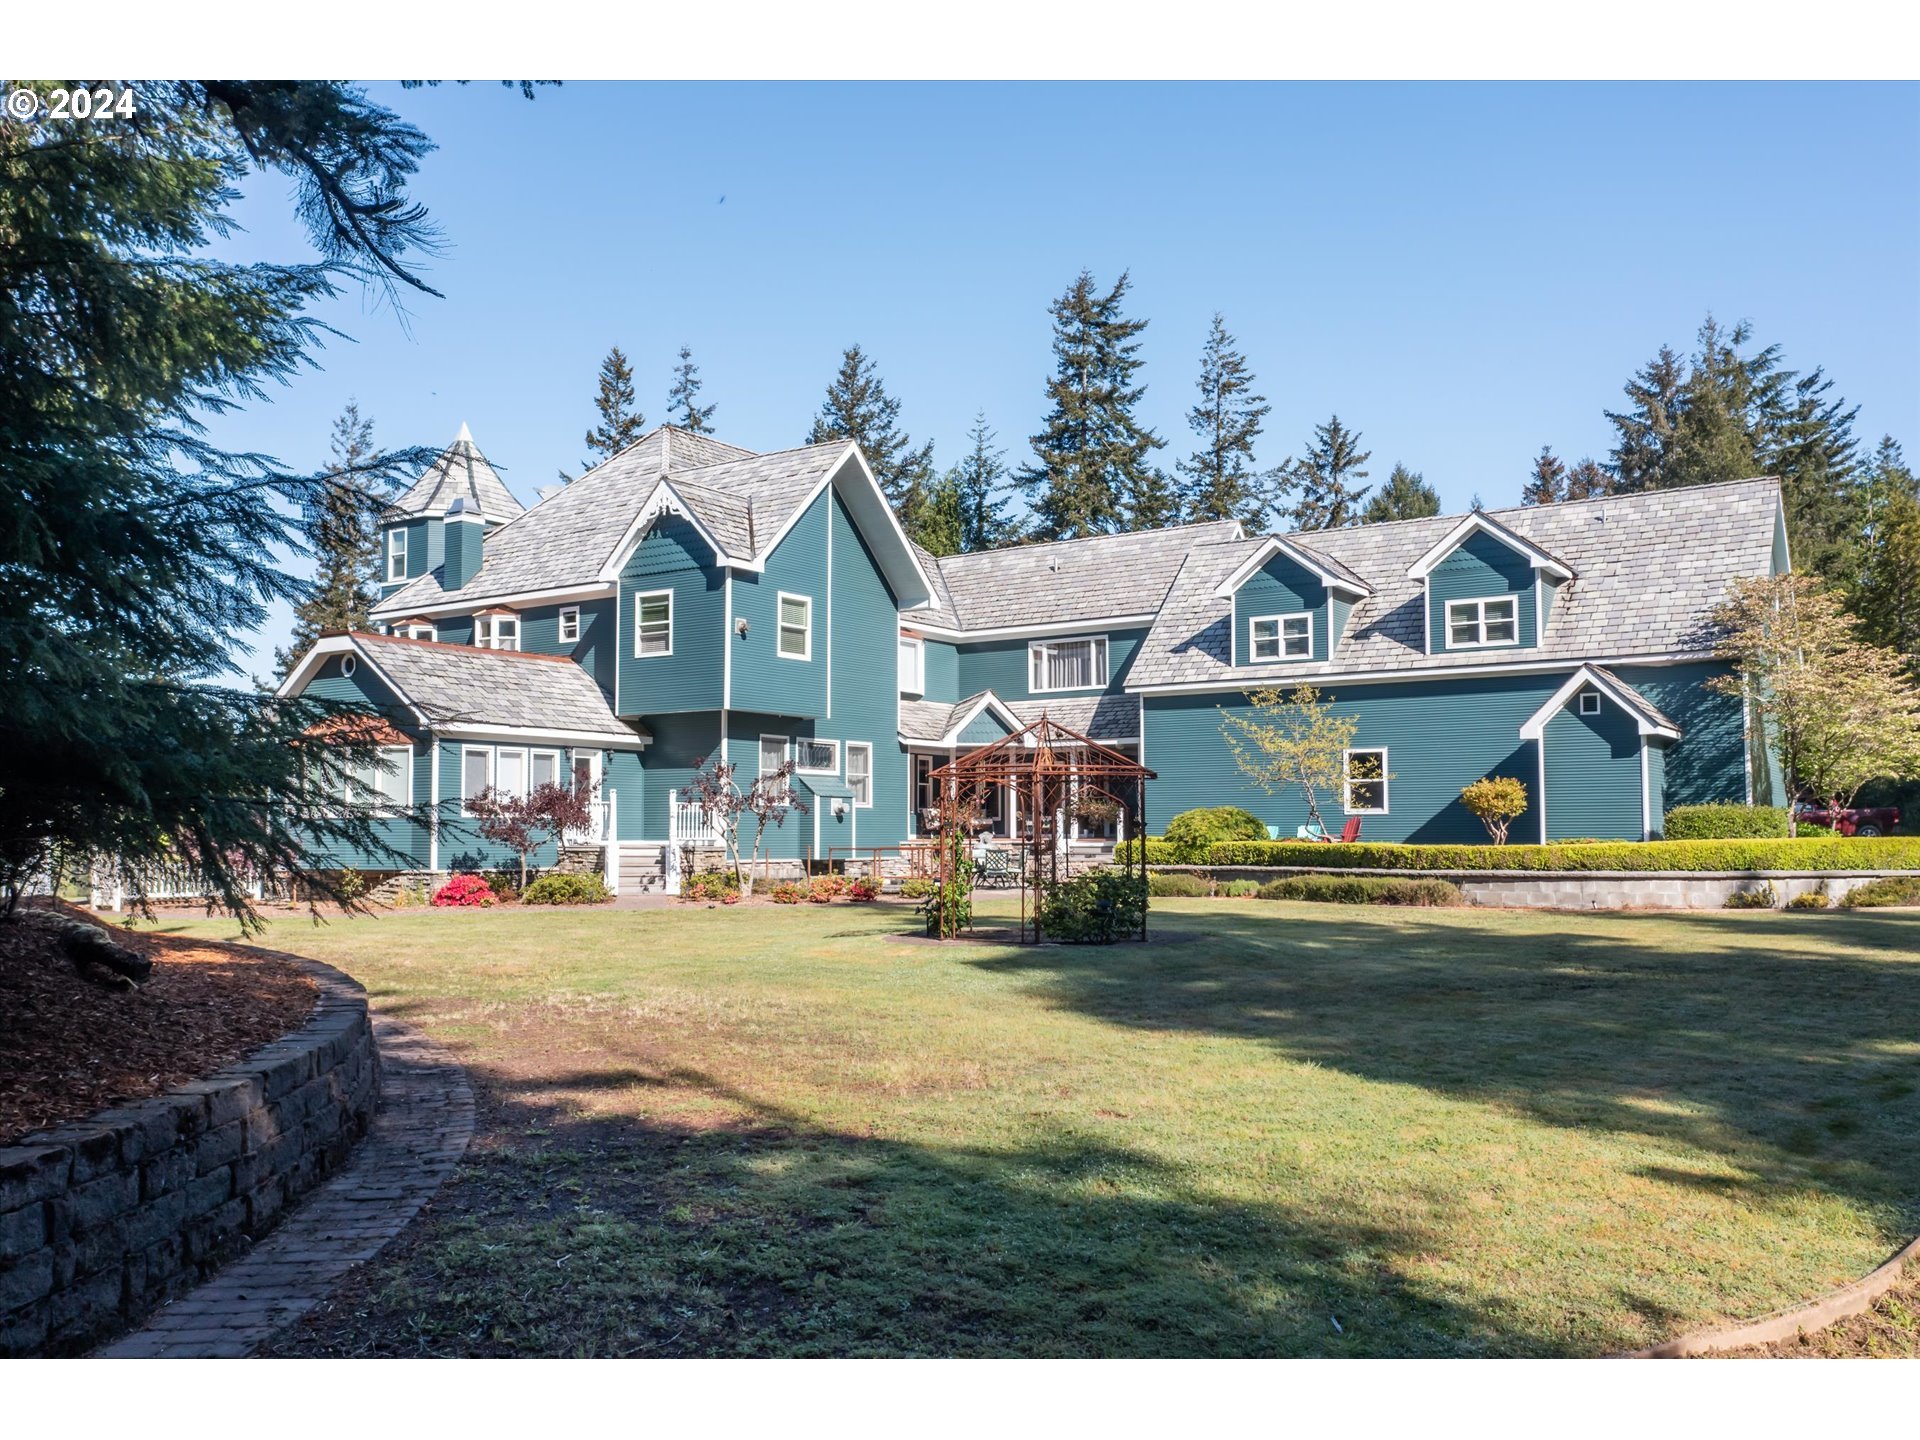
[925,712,1156,943]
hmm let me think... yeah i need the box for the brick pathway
[98,1012,473,1358]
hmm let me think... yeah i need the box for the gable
[1233,552,1329,665]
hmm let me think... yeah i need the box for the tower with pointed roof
[378,426,525,598]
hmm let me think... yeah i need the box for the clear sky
[206,81,1920,680]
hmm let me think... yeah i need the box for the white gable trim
[908,613,1160,643]
[1517,665,1681,742]
[275,636,428,726]
[932,691,1025,747]
[371,580,614,622]
[596,477,736,582]
[1406,511,1576,582]
[746,445,932,608]
[1211,536,1374,600]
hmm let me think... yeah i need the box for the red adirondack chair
[1336,817,1362,843]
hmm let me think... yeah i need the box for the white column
[603,787,620,894]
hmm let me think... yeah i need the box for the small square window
[558,606,580,644]
[1579,691,1602,716]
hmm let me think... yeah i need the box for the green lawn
[146,898,1920,1357]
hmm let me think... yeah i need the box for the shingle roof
[1586,665,1680,733]
[1129,477,1783,688]
[896,690,1139,744]
[384,425,524,521]
[897,691,1004,744]
[348,633,644,741]
[901,520,1244,632]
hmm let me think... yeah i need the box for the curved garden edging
[1626,1233,1920,1358]
[0,952,377,1357]
[1159,864,1909,909]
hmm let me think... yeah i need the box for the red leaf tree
[465,779,597,890]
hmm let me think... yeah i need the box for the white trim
[494,746,529,799]
[825,494,834,717]
[529,747,563,794]
[845,741,873,808]
[1443,595,1520,649]
[474,613,521,651]
[722,572,734,710]
[908,612,1160,643]
[595,478,735,582]
[921,691,1024,748]
[438,722,649,749]
[274,637,430,725]
[794,736,839,775]
[633,588,673,658]
[1127,650,1712,696]
[339,654,358,678]
[1742,691,1756,804]
[373,581,614,623]
[1578,690,1602,716]
[386,526,408,584]
[1211,536,1374,600]
[759,733,789,773]
[1343,746,1389,815]
[557,605,581,644]
[1517,665,1682,742]
[1028,634,1110,694]
[427,736,440,870]
[1537,733,1549,842]
[747,444,932,607]
[1640,738,1653,841]
[898,634,925,696]
[1422,576,1432,655]
[777,591,812,661]
[1248,612,1312,663]
[459,744,494,813]
[1405,511,1576,582]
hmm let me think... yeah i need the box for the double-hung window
[1250,613,1312,662]
[495,747,528,799]
[778,593,812,659]
[898,635,924,695]
[634,590,672,656]
[1344,747,1389,814]
[558,606,581,644]
[1446,596,1518,648]
[386,527,408,583]
[1029,636,1108,692]
[461,746,494,811]
[530,749,561,792]
[845,742,872,807]
[794,738,838,774]
[476,613,520,651]
[348,746,411,812]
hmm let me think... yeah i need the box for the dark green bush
[1113,838,1183,865]
[482,869,522,903]
[1664,804,1789,840]
[521,871,611,905]
[1204,837,1920,873]
[1256,874,1463,906]
[1037,868,1147,943]
[1221,879,1261,898]
[1147,871,1211,897]
[1162,806,1269,862]
[1840,875,1920,908]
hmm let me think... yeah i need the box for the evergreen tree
[953,411,1017,552]
[1565,458,1613,499]
[915,470,967,558]
[667,344,716,433]
[583,344,645,463]
[1279,415,1373,530]
[275,401,384,677]
[1853,437,1920,674]
[1017,270,1166,539]
[808,344,937,541]
[1522,447,1567,506]
[1766,364,1863,583]
[1360,463,1440,523]
[1605,345,1686,491]
[1177,313,1271,524]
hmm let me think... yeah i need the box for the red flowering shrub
[770,881,807,904]
[807,875,844,903]
[432,873,496,908]
[845,877,880,902]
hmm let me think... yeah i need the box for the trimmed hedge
[1257,875,1463,907]
[1664,803,1790,840]
[1201,836,1920,873]
[1114,838,1183,865]
[1147,871,1212,897]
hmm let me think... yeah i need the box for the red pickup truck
[1794,802,1901,837]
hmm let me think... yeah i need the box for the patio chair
[976,847,1019,889]
[1336,817,1363,843]
[1295,823,1332,843]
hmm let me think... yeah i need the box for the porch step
[615,842,669,894]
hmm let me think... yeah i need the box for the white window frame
[898,635,925,696]
[634,589,673,658]
[339,654,358,679]
[845,741,873,808]
[794,737,839,775]
[1579,690,1602,716]
[1249,612,1312,662]
[1343,746,1389,815]
[347,745,412,813]
[1445,595,1519,649]
[386,527,408,583]
[494,746,529,800]
[1028,635,1109,693]
[475,613,521,651]
[558,606,581,644]
[461,745,494,813]
[529,748,562,792]
[777,592,813,660]
[398,622,435,641]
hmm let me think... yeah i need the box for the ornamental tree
[466,780,597,890]
[682,755,808,896]
[1460,775,1529,845]
[1706,574,1920,835]
[1218,685,1360,833]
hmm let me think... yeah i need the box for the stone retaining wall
[1165,866,1903,910]
[0,955,377,1357]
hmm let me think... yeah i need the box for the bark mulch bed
[1708,1263,1920,1359]
[0,901,316,1145]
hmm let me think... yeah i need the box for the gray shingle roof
[896,691,1139,744]
[350,633,644,740]
[384,425,524,521]
[1130,477,1783,688]
[1586,665,1680,733]
[901,520,1244,632]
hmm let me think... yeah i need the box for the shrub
[482,869,522,903]
[1203,836,1920,873]
[1162,806,1269,862]
[432,873,496,908]
[521,871,611,906]
[1037,868,1147,943]
[681,870,741,903]
[845,877,880,902]
[1112,838,1184,865]
[769,881,807,905]
[1665,804,1790,840]
[1840,875,1920,908]
[1797,822,1835,838]
[897,876,936,900]
[1148,871,1212,897]
[807,875,844,903]
[1786,890,1830,910]
[1257,875,1462,906]
[1459,776,1529,845]
[1723,881,1777,909]
[1222,879,1261,898]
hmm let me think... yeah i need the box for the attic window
[1446,596,1518,648]
[1250,613,1312,662]
[559,606,581,644]
[339,654,358,679]
[1579,691,1602,716]
[475,613,520,651]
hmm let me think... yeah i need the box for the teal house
[280,423,1788,889]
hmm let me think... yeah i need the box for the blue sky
[209,81,1920,679]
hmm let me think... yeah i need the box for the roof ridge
[349,630,581,666]
[935,518,1241,565]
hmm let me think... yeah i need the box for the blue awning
[794,775,856,800]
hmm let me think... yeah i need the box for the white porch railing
[664,789,723,895]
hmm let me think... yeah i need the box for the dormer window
[386,527,408,582]
[475,612,520,651]
[1446,597,1517,648]
[1250,613,1312,662]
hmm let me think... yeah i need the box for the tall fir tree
[1522,447,1567,505]
[1852,436,1920,674]
[583,344,645,464]
[275,401,384,677]
[1766,364,1863,583]
[1279,415,1373,530]
[807,344,937,542]
[667,344,716,433]
[1360,463,1440,523]
[1017,269,1167,539]
[1177,313,1271,524]
[953,411,1017,552]
[1605,344,1686,491]
[1565,458,1612,499]
[915,471,967,558]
